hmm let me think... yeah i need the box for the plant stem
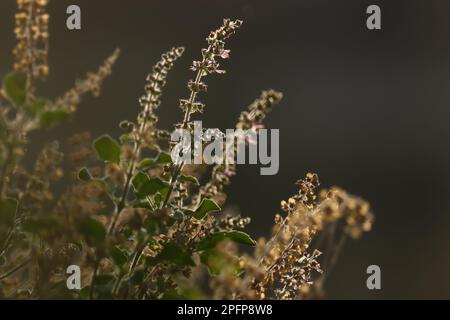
[0,142,13,199]
[0,225,16,258]
[112,271,124,297]
[137,265,158,299]
[320,232,347,284]
[128,240,144,274]
[24,1,35,103]
[108,163,135,235]
[162,161,183,208]
[108,96,153,235]
[124,53,207,297]
[0,258,31,281]
[161,67,205,209]
[89,259,100,300]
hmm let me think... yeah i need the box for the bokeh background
[1,0,450,299]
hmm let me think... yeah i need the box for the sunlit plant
[0,0,373,300]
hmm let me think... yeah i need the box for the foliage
[0,1,374,300]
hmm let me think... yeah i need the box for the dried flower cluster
[108,47,185,236]
[1,0,118,198]
[13,0,49,98]
[0,4,374,300]
[197,89,283,207]
[209,174,374,300]
[54,49,121,113]
[180,19,242,122]
[252,174,374,300]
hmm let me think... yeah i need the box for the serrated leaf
[196,231,256,251]
[155,243,195,267]
[178,175,199,185]
[192,198,221,220]
[132,172,168,199]
[0,198,18,227]
[110,246,128,267]
[93,135,121,164]
[137,158,156,169]
[39,108,71,129]
[156,151,172,164]
[131,171,148,191]
[77,167,92,182]
[2,72,26,106]
[78,216,106,242]
[138,152,172,169]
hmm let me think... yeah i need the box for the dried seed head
[13,0,50,99]
[237,89,283,130]
[55,49,120,112]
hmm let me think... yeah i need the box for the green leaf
[138,152,172,169]
[156,152,172,164]
[182,209,195,216]
[78,217,106,242]
[2,72,26,106]
[200,249,241,276]
[38,108,71,129]
[77,167,92,182]
[29,98,47,114]
[0,198,18,227]
[134,200,153,210]
[0,255,6,266]
[132,172,168,199]
[178,175,199,185]
[154,192,163,208]
[192,198,221,220]
[143,217,159,235]
[196,231,256,251]
[22,216,60,237]
[110,246,128,267]
[137,158,155,169]
[93,135,121,164]
[155,243,195,267]
[131,172,148,191]
[119,134,132,143]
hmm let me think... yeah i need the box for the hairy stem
[24,1,35,102]
[108,80,157,235]
[161,67,205,209]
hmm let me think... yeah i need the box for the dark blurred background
[1,0,450,299]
